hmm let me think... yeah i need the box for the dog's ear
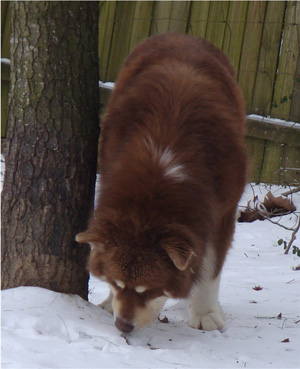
[163,241,195,271]
[75,230,103,251]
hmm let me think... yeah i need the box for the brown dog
[76,33,247,334]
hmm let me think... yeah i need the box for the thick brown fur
[77,33,247,332]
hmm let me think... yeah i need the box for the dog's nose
[115,317,134,333]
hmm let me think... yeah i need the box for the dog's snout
[115,317,134,333]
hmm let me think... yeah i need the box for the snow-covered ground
[2,183,299,368]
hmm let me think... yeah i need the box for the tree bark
[1,1,99,299]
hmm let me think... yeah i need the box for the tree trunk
[1,1,99,300]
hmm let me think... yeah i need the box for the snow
[99,81,115,91]
[1,155,5,191]
[247,114,300,129]
[1,58,11,66]
[2,184,300,368]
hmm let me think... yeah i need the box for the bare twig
[92,336,119,347]
[239,186,299,254]
[238,203,299,230]
[281,186,300,197]
[284,215,300,254]
[255,211,297,231]
[57,314,71,343]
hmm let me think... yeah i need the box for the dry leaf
[238,208,263,223]
[252,285,263,291]
[238,191,296,223]
[281,338,290,343]
[264,192,296,215]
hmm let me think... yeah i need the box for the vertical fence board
[222,1,248,71]
[187,1,210,37]
[129,1,154,52]
[251,1,286,117]
[1,2,8,31]
[271,1,300,120]
[99,1,117,81]
[150,1,173,35]
[105,1,136,81]
[205,1,229,49]
[289,54,300,122]
[282,144,300,184]
[245,137,266,184]
[260,141,285,183]
[168,1,191,33]
[238,1,267,113]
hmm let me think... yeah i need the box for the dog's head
[76,221,198,333]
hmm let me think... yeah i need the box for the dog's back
[77,33,247,333]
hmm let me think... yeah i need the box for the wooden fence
[97,0,300,185]
[98,1,300,123]
[246,117,300,185]
[2,1,300,184]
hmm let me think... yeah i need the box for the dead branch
[238,187,299,254]
[281,186,300,197]
[284,215,300,254]
[256,211,298,231]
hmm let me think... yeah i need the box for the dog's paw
[188,309,226,331]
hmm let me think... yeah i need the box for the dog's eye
[134,285,147,293]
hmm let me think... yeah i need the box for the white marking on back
[143,136,155,153]
[159,148,174,167]
[164,163,187,181]
[143,138,187,182]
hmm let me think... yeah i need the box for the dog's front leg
[188,273,226,331]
